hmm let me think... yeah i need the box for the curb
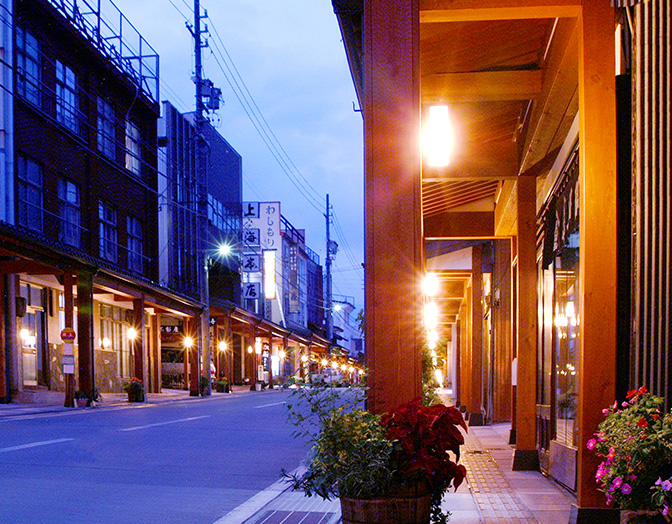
[212,473,294,524]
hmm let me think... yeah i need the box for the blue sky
[109,0,365,310]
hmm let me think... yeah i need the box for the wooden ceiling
[420,14,555,217]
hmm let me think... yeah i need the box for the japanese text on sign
[242,202,281,249]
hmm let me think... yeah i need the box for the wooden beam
[424,211,495,238]
[420,0,581,23]
[423,70,542,103]
[423,140,520,181]
[520,17,579,172]
[0,259,61,275]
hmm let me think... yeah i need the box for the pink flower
[621,483,632,495]
[662,480,672,491]
[612,477,623,488]
[586,439,597,450]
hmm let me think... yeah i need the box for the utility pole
[190,0,210,395]
[325,194,333,345]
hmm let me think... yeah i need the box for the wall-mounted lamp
[424,105,453,167]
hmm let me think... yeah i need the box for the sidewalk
[225,422,575,524]
[0,385,250,419]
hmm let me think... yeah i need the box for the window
[97,97,116,159]
[16,27,41,107]
[127,215,143,273]
[16,155,43,232]
[99,303,132,378]
[56,61,79,133]
[99,201,117,262]
[125,120,141,176]
[58,179,81,248]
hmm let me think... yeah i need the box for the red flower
[637,417,648,428]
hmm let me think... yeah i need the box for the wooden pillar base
[468,413,485,426]
[568,505,619,524]
[512,449,540,471]
[508,428,516,445]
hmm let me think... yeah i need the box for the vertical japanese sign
[243,202,280,249]
[242,202,281,303]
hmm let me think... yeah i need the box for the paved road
[0,390,308,524]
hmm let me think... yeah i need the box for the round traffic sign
[60,327,76,342]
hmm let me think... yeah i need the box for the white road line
[0,438,75,453]
[120,415,210,432]
[254,401,286,409]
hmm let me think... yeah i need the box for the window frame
[126,214,144,273]
[55,60,80,134]
[97,97,116,160]
[16,154,43,233]
[98,200,118,262]
[16,26,41,107]
[125,120,142,176]
[57,178,81,248]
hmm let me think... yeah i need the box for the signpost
[62,328,76,407]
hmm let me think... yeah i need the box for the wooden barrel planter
[340,484,431,524]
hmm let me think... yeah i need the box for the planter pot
[621,510,670,524]
[127,391,145,402]
[340,487,431,524]
[255,383,262,391]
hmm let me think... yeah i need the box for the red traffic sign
[60,327,76,342]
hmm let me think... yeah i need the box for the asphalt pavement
[0,386,310,524]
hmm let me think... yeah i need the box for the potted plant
[214,378,229,393]
[74,390,89,407]
[284,384,467,524]
[587,387,672,523]
[122,377,145,402]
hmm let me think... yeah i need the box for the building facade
[0,0,206,404]
[333,0,670,520]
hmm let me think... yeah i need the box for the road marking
[0,438,75,453]
[120,415,210,432]
[254,401,286,409]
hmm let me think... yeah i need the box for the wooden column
[572,1,618,520]
[493,240,513,422]
[183,318,190,391]
[470,246,484,425]
[132,297,145,383]
[364,0,423,414]
[188,317,199,396]
[151,313,161,393]
[459,293,472,412]
[0,275,7,402]
[76,270,95,399]
[512,176,539,470]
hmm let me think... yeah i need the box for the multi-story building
[0,0,208,404]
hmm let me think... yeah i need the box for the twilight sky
[108,0,365,310]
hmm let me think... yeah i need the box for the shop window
[16,154,43,233]
[125,120,141,176]
[58,178,81,248]
[127,215,143,273]
[97,97,116,159]
[99,303,132,378]
[56,61,80,134]
[16,26,41,107]
[99,201,117,262]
